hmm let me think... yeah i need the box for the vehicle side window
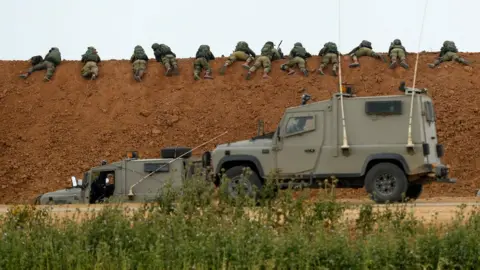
[285,115,315,136]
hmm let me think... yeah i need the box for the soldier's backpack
[159,44,171,54]
[261,43,274,57]
[326,42,338,53]
[445,42,457,52]
[294,46,307,58]
[360,40,372,48]
[134,46,147,59]
[196,45,210,58]
[235,41,249,52]
[30,55,43,66]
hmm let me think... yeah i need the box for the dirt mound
[0,52,479,203]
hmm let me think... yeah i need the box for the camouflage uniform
[19,47,62,81]
[428,41,469,68]
[151,43,179,76]
[130,45,149,82]
[347,40,386,68]
[317,42,340,76]
[81,46,101,80]
[388,39,409,69]
[246,41,283,80]
[220,41,256,75]
[193,45,215,80]
[280,42,312,76]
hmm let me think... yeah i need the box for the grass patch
[1,171,479,269]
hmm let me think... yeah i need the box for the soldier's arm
[171,51,176,57]
[154,51,162,62]
[130,54,135,63]
[208,51,215,60]
[306,52,312,58]
[402,46,407,54]
[97,55,101,63]
[318,47,325,56]
[248,48,256,57]
[347,46,359,55]
[81,54,86,63]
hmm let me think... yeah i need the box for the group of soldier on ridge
[18,39,470,82]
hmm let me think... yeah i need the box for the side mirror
[71,176,77,187]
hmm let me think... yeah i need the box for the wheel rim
[374,173,397,196]
[228,175,253,197]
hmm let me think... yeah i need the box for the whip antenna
[406,0,429,148]
[338,0,349,151]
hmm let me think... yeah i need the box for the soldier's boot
[389,57,398,69]
[194,72,201,80]
[134,70,141,82]
[400,59,409,69]
[372,52,387,63]
[332,64,338,76]
[246,71,252,80]
[456,57,470,65]
[349,56,360,68]
[219,64,228,75]
[172,64,180,75]
[287,68,296,75]
[165,67,172,76]
[204,70,213,79]
[91,74,97,80]
[242,58,253,70]
[301,68,308,77]
[317,65,325,75]
[262,71,270,79]
[428,59,441,68]
[43,76,50,82]
[19,71,31,79]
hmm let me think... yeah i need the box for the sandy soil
[0,51,479,204]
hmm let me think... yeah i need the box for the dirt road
[1,197,479,224]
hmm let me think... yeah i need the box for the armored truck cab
[210,83,455,203]
[35,148,204,205]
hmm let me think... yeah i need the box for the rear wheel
[365,162,408,203]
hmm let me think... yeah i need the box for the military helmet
[151,43,160,49]
[294,42,303,47]
[393,39,402,45]
[265,41,274,46]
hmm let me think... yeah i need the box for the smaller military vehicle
[35,148,207,205]
[207,82,456,203]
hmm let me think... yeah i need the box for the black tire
[405,183,423,201]
[364,162,408,203]
[224,166,263,200]
[161,147,192,159]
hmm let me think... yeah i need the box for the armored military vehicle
[35,148,207,205]
[207,82,456,203]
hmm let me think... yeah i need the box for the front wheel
[223,166,263,200]
[364,163,408,203]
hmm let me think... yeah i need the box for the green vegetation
[1,170,479,269]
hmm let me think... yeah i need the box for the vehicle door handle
[304,149,315,153]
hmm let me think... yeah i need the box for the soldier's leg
[19,61,48,78]
[331,54,339,76]
[398,50,409,69]
[132,60,141,82]
[44,61,56,81]
[162,56,172,76]
[389,49,399,69]
[281,59,296,74]
[81,62,91,78]
[316,55,330,75]
[297,57,308,76]
[369,48,386,62]
[91,62,99,80]
[170,55,179,75]
[221,51,247,74]
[452,53,470,65]
[242,55,254,70]
[246,57,262,80]
[193,60,201,80]
[202,58,213,79]
[262,58,272,79]
[349,53,360,68]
